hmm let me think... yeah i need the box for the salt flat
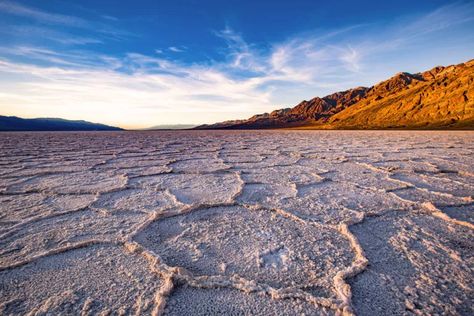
[0,131,473,315]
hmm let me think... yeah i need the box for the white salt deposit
[0,130,472,315]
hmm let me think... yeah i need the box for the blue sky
[0,0,473,128]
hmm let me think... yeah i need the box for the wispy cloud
[0,1,132,41]
[168,46,186,53]
[399,1,474,37]
[101,15,118,22]
[0,56,274,128]
[1,25,103,45]
[0,1,88,27]
[333,1,474,65]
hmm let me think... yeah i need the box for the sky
[0,0,473,129]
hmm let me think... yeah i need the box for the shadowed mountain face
[196,59,474,129]
[0,116,123,131]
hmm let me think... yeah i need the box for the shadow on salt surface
[1,165,88,178]
[239,164,325,186]
[0,193,96,232]
[0,176,37,192]
[0,245,161,315]
[122,165,172,178]
[129,173,241,205]
[390,186,471,206]
[229,153,301,170]
[219,152,264,163]
[438,204,474,225]
[4,171,127,194]
[349,212,474,316]
[390,172,474,197]
[134,205,353,297]
[370,159,440,174]
[92,188,184,214]
[237,180,409,224]
[0,209,146,267]
[164,286,334,316]
[325,162,405,192]
[293,181,410,213]
[429,157,474,177]
[169,158,230,173]
[237,183,297,204]
[100,156,171,169]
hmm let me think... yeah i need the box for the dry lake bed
[0,130,473,315]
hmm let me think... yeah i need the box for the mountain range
[196,59,474,129]
[0,116,122,131]
[145,124,198,130]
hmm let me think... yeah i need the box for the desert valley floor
[0,131,473,315]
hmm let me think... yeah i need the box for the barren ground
[0,131,473,315]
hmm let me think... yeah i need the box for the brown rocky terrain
[196,59,474,129]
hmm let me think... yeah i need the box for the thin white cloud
[337,45,361,72]
[168,46,186,53]
[399,1,474,37]
[0,1,88,27]
[0,57,275,128]
[214,26,266,72]
[1,25,103,45]
[343,1,474,61]
[0,1,132,41]
[101,15,118,21]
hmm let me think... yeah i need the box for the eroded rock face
[196,87,370,129]
[288,86,369,121]
[0,130,473,315]
[196,59,474,129]
[328,59,474,129]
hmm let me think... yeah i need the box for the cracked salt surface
[0,130,473,315]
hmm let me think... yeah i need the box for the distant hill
[146,124,197,130]
[0,116,123,131]
[195,59,474,130]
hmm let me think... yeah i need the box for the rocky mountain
[0,116,123,131]
[196,59,474,129]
